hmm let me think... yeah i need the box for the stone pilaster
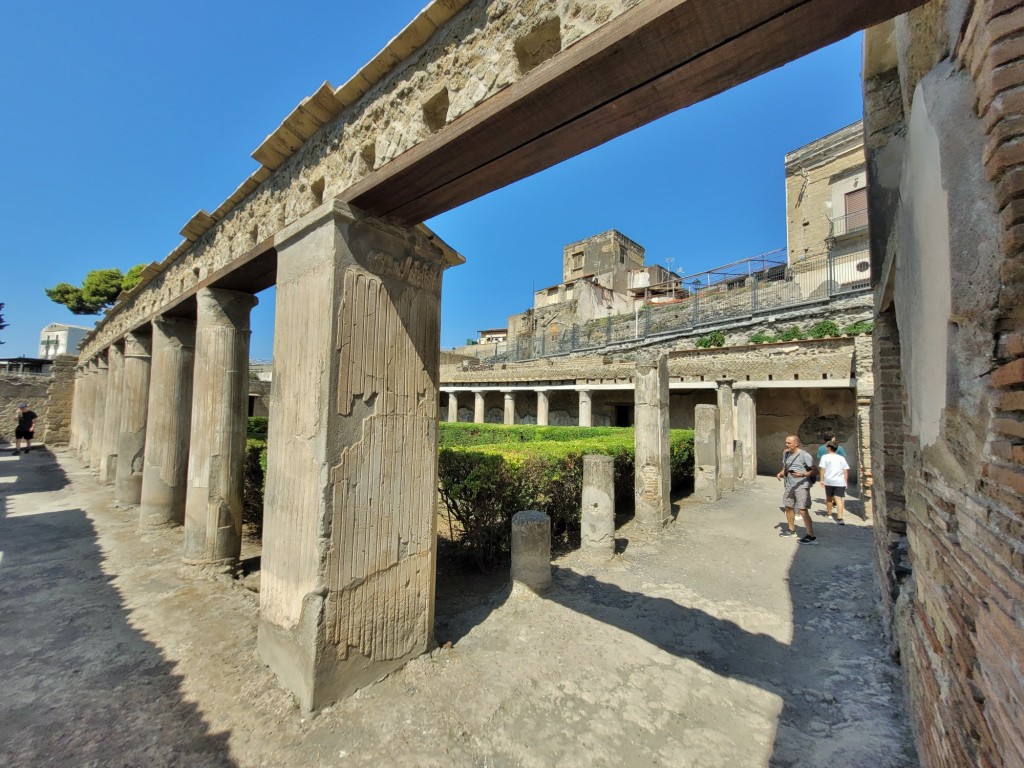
[473,390,485,423]
[182,287,257,566]
[735,388,757,484]
[634,351,670,526]
[503,390,516,425]
[694,404,721,502]
[257,200,460,711]
[140,316,196,527]
[536,389,549,426]
[98,343,125,483]
[716,379,735,493]
[115,332,152,506]
[446,392,458,422]
[90,354,109,472]
[578,389,592,427]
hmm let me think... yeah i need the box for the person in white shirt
[818,441,850,525]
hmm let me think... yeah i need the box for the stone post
[115,332,152,506]
[694,404,721,502]
[511,510,552,594]
[89,354,108,468]
[257,200,459,711]
[82,359,102,467]
[473,389,485,423]
[98,343,125,482]
[578,389,593,427]
[736,388,758,484]
[182,287,257,567]
[447,392,458,423]
[581,454,615,557]
[716,379,735,493]
[634,352,671,526]
[503,390,516,425]
[140,316,196,527]
[536,389,550,426]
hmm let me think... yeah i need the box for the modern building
[38,323,91,360]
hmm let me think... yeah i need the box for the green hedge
[247,416,269,440]
[438,424,694,570]
[243,438,267,533]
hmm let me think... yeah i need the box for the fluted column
[257,200,457,711]
[447,392,459,422]
[578,389,593,427]
[89,354,109,471]
[716,379,736,493]
[98,343,125,483]
[69,368,83,455]
[503,390,516,425]
[536,389,550,426]
[114,332,152,506]
[182,288,257,567]
[140,316,196,527]
[634,351,670,526]
[79,361,98,465]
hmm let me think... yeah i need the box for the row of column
[69,288,257,568]
[694,380,758,501]
[445,388,594,427]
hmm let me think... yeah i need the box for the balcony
[828,208,869,240]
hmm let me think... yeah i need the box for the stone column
[98,342,125,483]
[578,389,593,427]
[581,454,615,557]
[81,360,101,467]
[182,288,257,567]
[503,390,516,425]
[72,366,89,458]
[446,392,459,423]
[511,510,552,594]
[90,352,109,473]
[473,390,485,423]
[69,369,83,455]
[716,379,736,493]
[536,389,550,426]
[736,388,757,484]
[694,404,721,502]
[257,200,459,711]
[634,352,670,526]
[140,316,196,527]
[115,332,152,506]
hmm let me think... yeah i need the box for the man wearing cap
[13,402,37,455]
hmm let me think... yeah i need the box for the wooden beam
[342,0,927,226]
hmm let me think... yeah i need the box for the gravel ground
[0,446,917,767]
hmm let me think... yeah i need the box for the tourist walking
[819,441,850,524]
[13,402,37,455]
[815,430,845,514]
[776,434,817,543]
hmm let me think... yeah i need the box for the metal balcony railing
[828,209,869,239]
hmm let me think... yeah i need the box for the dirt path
[0,447,917,767]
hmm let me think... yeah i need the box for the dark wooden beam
[343,0,926,226]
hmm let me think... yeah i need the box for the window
[844,187,868,230]
[572,252,583,271]
[619,246,626,265]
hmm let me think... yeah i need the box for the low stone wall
[0,374,51,444]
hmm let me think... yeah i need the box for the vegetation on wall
[0,302,6,344]
[695,330,726,348]
[747,319,873,344]
[45,265,148,315]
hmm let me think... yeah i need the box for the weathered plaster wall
[866,2,1024,765]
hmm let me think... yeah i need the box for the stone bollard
[694,404,721,502]
[581,454,616,557]
[511,510,552,594]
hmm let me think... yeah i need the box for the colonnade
[444,387,596,427]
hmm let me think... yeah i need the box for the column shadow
[0,449,236,767]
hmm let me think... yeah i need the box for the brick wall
[44,355,77,446]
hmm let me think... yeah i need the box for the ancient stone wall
[44,355,78,446]
[79,0,644,360]
[0,374,51,444]
[865,3,1024,765]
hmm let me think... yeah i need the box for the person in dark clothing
[14,402,37,455]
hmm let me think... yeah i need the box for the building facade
[38,323,91,360]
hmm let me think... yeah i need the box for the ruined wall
[0,374,50,444]
[866,3,1024,765]
[44,356,78,446]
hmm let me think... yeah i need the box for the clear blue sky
[0,1,864,359]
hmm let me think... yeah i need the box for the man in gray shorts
[776,434,817,543]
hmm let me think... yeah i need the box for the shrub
[247,416,269,440]
[776,325,806,342]
[841,320,874,335]
[243,438,267,533]
[748,331,776,344]
[807,320,841,339]
[695,330,726,348]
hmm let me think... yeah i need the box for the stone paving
[0,445,916,767]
